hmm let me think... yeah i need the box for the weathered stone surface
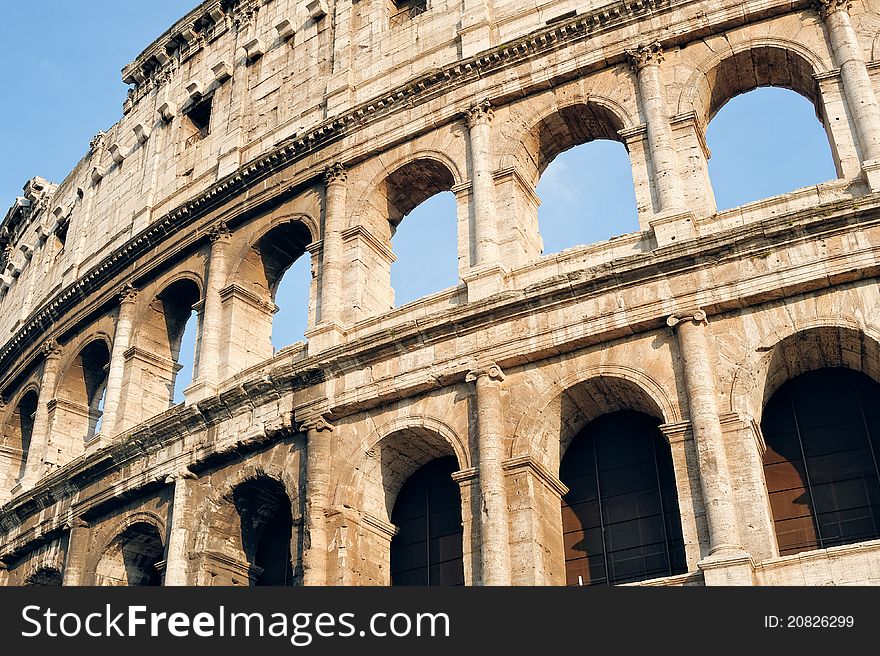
[2,0,880,587]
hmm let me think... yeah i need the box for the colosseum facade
[2,0,880,587]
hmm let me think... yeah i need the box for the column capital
[324,162,347,187]
[42,338,62,360]
[300,415,334,433]
[208,219,231,243]
[465,99,493,128]
[118,282,139,305]
[466,362,505,383]
[64,517,89,530]
[165,468,196,484]
[626,42,664,71]
[814,0,851,20]
[666,309,708,328]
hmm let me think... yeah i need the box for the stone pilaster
[187,221,230,403]
[463,101,506,301]
[21,339,62,488]
[164,469,197,586]
[310,164,347,350]
[466,363,512,585]
[302,416,333,586]
[0,560,8,587]
[818,0,880,189]
[97,283,138,441]
[61,517,91,586]
[627,43,694,245]
[668,311,743,557]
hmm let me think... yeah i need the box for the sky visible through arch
[0,2,838,404]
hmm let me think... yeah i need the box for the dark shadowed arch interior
[95,522,164,586]
[156,279,201,403]
[233,476,295,586]
[4,389,38,482]
[390,456,464,586]
[559,410,686,586]
[762,368,880,556]
[243,221,312,351]
[25,566,63,586]
[55,340,111,442]
[384,159,455,230]
[531,103,625,177]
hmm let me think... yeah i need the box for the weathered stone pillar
[61,517,91,586]
[98,284,138,441]
[302,416,333,586]
[463,102,505,301]
[21,340,62,488]
[0,560,8,587]
[164,469,197,586]
[628,43,694,245]
[819,0,880,188]
[187,221,230,403]
[310,164,347,350]
[466,364,512,585]
[667,311,743,557]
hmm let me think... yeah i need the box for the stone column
[466,364,512,585]
[21,339,62,488]
[302,416,333,586]
[0,560,8,587]
[667,311,743,557]
[463,101,506,300]
[628,43,694,245]
[187,221,230,403]
[98,284,138,441]
[310,164,347,350]
[61,517,91,586]
[164,469,197,586]
[819,0,880,189]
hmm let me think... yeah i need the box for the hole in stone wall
[183,96,212,148]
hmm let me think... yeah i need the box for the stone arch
[335,414,469,526]
[195,465,299,586]
[678,39,830,127]
[52,335,112,448]
[224,215,316,366]
[501,94,635,186]
[24,565,63,586]
[118,276,202,430]
[511,365,679,471]
[1,383,40,489]
[94,514,166,586]
[729,318,880,421]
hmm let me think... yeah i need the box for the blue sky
[0,2,838,402]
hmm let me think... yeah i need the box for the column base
[184,378,218,406]
[862,159,880,192]
[305,321,347,354]
[650,209,697,247]
[697,549,755,586]
[462,263,508,303]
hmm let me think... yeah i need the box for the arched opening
[232,476,295,586]
[25,566,63,586]
[119,279,200,427]
[384,159,457,307]
[2,389,38,484]
[761,368,880,556]
[528,103,638,253]
[54,339,111,446]
[700,47,837,210]
[390,191,458,306]
[235,221,312,361]
[94,522,164,586]
[559,410,686,586]
[390,456,464,586]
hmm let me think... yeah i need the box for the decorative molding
[501,455,569,497]
[667,309,708,328]
[465,99,493,128]
[324,162,347,186]
[300,415,334,433]
[208,219,231,243]
[626,41,663,71]
[466,362,504,383]
[118,283,139,305]
[814,0,851,20]
[42,339,61,360]
[340,225,396,264]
